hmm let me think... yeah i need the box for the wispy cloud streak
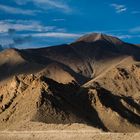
[0,20,55,33]
[14,0,72,13]
[0,4,39,15]
[110,3,127,13]
[129,26,140,33]
[31,32,81,38]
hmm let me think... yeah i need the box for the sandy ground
[0,131,140,140]
[1,122,139,140]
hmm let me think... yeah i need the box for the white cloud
[117,35,132,39]
[131,11,140,14]
[31,32,81,38]
[14,0,72,13]
[0,37,13,46]
[0,4,39,15]
[53,19,65,22]
[129,26,140,33]
[110,3,127,13]
[0,20,55,33]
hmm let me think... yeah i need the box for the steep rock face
[0,74,140,132]
[0,75,107,130]
[0,75,85,130]
[87,86,140,132]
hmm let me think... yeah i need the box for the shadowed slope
[0,74,140,132]
[0,33,140,83]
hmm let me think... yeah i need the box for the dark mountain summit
[76,33,123,45]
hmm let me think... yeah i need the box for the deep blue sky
[0,0,140,48]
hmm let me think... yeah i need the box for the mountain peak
[76,33,123,45]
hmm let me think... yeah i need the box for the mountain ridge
[0,33,140,132]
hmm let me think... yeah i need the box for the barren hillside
[0,33,140,132]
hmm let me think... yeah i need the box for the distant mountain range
[0,45,3,51]
[0,33,140,132]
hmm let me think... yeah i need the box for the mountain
[76,33,123,45]
[0,33,140,132]
[0,45,3,51]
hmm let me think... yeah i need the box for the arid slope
[0,33,140,132]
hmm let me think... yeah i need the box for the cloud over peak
[31,32,81,38]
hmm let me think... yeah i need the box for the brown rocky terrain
[0,33,140,133]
